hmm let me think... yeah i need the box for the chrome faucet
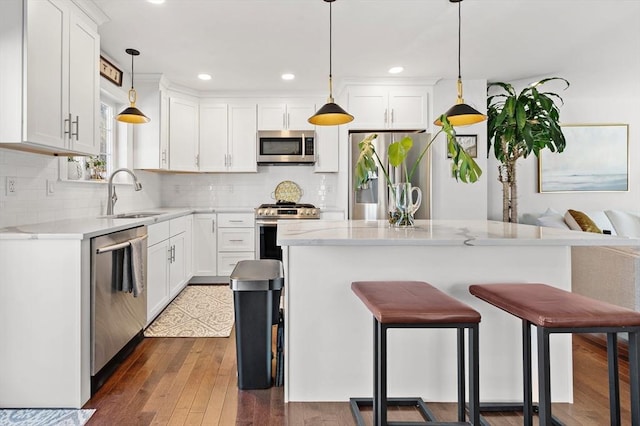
[106,168,143,215]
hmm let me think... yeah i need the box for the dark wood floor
[84,331,632,425]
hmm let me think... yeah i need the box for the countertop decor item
[115,48,150,124]
[434,0,486,127]
[487,77,569,222]
[307,0,353,126]
[273,180,303,203]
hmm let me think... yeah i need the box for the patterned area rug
[0,409,95,426]
[144,285,234,337]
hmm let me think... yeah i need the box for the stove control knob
[257,209,264,216]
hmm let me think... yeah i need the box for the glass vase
[388,182,422,227]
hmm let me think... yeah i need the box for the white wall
[487,71,640,221]
[431,78,488,220]
[0,148,161,228]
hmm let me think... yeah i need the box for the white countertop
[277,219,640,247]
[0,206,255,240]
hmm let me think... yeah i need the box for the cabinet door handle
[390,109,394,124]
[161,149,167,165]
[172,245,176,262]
[211,219,215,233]
[64,113,72,137]
[228,154,232,167]
[287,112,290,129]
[195,155,200,167]
[72,116,79,140]
[229,239,244,242]
[168,246,173,262]
[384,109,388,124]
[229,220,243,223]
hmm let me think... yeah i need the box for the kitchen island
[277,220,640,404]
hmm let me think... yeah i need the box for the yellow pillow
[565,209,602,233]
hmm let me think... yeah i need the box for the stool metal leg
[457,327,465,422]
[606,332,621,426]
[522,320,533,426]
[629,330,640,426]
[537,326,552,426]
[374,319,388,426]
[469,324,480,425]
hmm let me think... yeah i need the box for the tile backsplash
[1,148,338,228]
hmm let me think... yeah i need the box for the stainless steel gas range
[255,202,320,260]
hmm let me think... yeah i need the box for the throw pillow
[564,209,602,233]
[584,211,616,235]
[604,210,640,237]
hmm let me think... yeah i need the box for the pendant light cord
[131,53,135,90]
[328,0,333,98]
[457,0,461,80]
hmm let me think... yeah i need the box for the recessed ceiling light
[388,66,404,74]
[198,73,212,81]
[281,73,295,81]
[147,0,165,4]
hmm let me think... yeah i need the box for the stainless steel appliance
[91,226,147,392]
[255,202,320,260]
[257,130,316,164]
[348,130,431,220]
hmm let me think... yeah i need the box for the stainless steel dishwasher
[91,226,147,392]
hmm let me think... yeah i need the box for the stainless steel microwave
[257,130,316,164]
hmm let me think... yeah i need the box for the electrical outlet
[6,177,17,196]
[46,179,55,196]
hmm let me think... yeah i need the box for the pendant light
[308,0,354,126]
[116,48,150,124]
[434,0,486,127]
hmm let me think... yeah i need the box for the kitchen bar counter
[277,220,639,404]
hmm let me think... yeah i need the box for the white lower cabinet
[146,216,190,325]
[193,213,217,276]
[192,212,255,278]
[217,213,255,276]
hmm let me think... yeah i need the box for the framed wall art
[538,123,629,192]
[99,56,123,87]
[448,134,477,158]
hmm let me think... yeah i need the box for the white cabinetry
[146,216,190,324]
[0,0,100,156]
[258,102,315,131]
[217,213,255,276]
[133,77,169,170]
[199,102,257,172]
[314,125,339,172]
[193,213,217,276]
[347,86,429,129]
[169,97,199,171]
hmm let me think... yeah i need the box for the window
[66,95,130,182]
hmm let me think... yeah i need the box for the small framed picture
[99,56,123,87]
[448,134,477,158]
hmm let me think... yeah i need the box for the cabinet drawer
[218,228,255,251]
[148,221,170,246]
[169,215,187,236]
[217,212,254,228]
[217,252,255,276]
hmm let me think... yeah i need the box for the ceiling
[93,0,639,94]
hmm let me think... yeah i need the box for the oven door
[256,220,282,260]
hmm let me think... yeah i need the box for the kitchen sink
[107,212,163,219]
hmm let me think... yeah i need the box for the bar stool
[351,280,481,426]
[469,283,640,426]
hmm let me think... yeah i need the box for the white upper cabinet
[314,125,339,173]
[0,0,99,155]
[258,102,315,131]
[347,86,429,129]
[133,78,169,170]
[169,96,199,171]
[200,102,257,172]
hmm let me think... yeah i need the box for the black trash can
[229,259,284,390]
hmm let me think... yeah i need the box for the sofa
[525,209,640,312]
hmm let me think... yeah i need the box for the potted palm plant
[487,77,569,223]
[355,114,482,226]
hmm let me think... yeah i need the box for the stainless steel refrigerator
[348,130,431,220]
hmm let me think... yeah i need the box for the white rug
[0,409,95,426]
[144,285,234,337]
